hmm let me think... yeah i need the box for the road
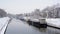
[5,18,60,34]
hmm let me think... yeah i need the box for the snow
[0,17,10,34]
[46,19,60,28]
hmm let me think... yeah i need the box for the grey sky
[0,0,60,14]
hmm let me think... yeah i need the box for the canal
[5,18,60,34]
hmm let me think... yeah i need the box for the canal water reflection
[5,19,60,34]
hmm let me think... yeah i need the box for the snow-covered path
[46,19,60,28]
[0,17,10,34]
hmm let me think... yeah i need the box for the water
[5,19,60,34]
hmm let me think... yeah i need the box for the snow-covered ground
[0,17,10,34]
[46,19,60,28]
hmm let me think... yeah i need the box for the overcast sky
[0,0,60,14]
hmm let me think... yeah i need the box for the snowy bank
[0,17,10,34]
[46,19,60,28]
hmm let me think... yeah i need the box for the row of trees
[23,4,60,18]
[0,9,7,17]
[42,4,60,18]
